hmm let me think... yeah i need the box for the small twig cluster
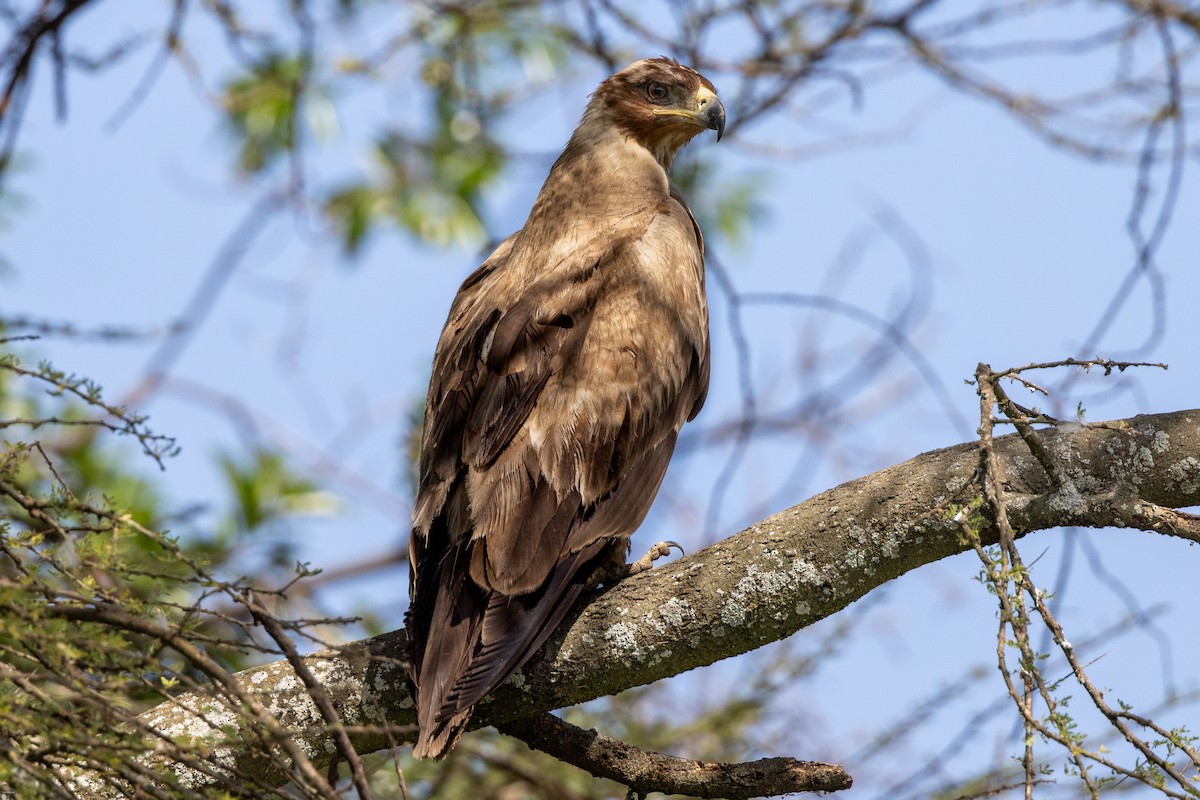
[958,358,1199,799]
[0,344,365,798]
[0,352,179,467]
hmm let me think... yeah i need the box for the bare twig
[967,360,1200,799]
[247,592,375,800]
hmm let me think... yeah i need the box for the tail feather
[408,534,488,758]
[443,539,608,714]
[411,705,472,760]
[407,529,610,759]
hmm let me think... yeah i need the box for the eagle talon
[627,540,684,576]
[585,540,684,589]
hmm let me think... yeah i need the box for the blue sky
[3,2,1198,795]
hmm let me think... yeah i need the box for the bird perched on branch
[405,57,725,759]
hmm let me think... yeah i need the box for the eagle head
[589,57,725,167]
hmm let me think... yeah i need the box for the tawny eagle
[406,57,725,759]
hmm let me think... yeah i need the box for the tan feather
[405,57,723,759]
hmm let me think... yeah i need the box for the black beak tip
[708,99,727,142]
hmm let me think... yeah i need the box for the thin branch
[247,592,375,800]
[498,713,851,798]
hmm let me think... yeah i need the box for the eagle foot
[585,541,683,589]
[627,540,684,576]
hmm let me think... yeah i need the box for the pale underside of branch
[97,409,1200,796]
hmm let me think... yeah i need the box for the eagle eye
[644,81,670,103]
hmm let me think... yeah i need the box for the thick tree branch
[114,408,1200,796]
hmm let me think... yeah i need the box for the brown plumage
[405,57,725,759]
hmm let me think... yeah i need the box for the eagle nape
[405,57,722,760]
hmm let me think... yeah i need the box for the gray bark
[116,409,1200,793]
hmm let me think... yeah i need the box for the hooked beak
[696,86,726,141]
